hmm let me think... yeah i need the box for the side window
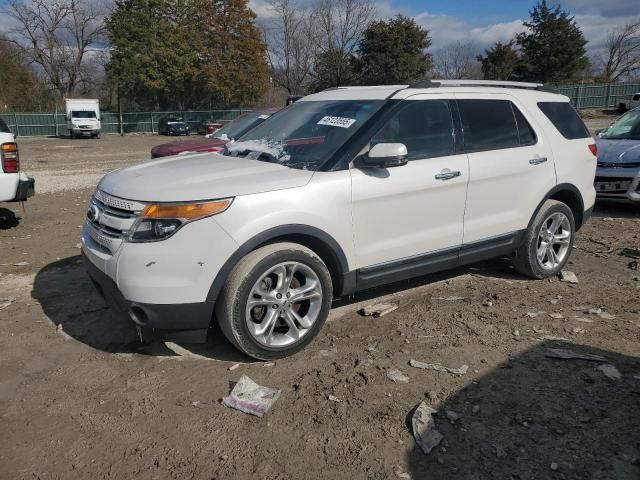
[633,94,640,101]
[371,100,455,160]
[458,100,519,152]
[512,104,537,146]
[537,102,590,139]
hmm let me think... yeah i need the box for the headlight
[127,198,233,242]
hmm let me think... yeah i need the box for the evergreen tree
[354,15,432,85]
[515,0,589,83]
[478,41,521,81]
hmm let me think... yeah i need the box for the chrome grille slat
[87,190,143,254]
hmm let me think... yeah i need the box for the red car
[150,108,279,158]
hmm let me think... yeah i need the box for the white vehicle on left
[0,117,34,202]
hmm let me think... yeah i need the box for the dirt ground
[1,122,640,480]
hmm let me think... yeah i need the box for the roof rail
[410,79,557,92]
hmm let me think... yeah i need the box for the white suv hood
[98,152,314,202]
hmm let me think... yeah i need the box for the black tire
[216,242,333,360]
[512,199,575,279]
[70,130,76,139]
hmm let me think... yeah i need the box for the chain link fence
[2,82,640,137]
[0,109,252,137]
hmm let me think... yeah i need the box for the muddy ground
[1,125,639,480]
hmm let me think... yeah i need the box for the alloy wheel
[536,212,571,270]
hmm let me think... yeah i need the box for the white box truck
[65,99,101,139]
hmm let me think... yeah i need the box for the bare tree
[264,0,318,95]
[2,0,108,99]
[594,20,640,82]
[432,41,483,80]
[312,0,376,86]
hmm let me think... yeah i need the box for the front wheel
[216,243,333,360]
[512,200,575,279]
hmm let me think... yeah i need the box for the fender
[526,183,585,233]
[206,224,351,303]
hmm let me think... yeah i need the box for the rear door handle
[529,157,548,165]
[435,170,461,180]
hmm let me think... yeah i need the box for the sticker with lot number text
[317,116,356,128]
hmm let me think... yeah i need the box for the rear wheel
[216,243,332,360]
[512,200,575,279]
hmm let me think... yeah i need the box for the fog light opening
[129,306,149,326]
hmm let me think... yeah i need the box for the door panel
[455,93,556,244]
[350,95,469,270]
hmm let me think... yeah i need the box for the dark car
[594,107,640,202]
[151,108,279,158]
[158,116,189,136]
[197,120,224,135]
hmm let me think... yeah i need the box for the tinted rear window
[537,102,590,139]
[0,118,10,133]
[458,99,519,151]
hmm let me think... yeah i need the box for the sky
[1,0,637,56]
[250,0,640,54]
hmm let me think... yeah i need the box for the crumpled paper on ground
[222,375,281,417]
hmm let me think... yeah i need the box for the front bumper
[82,251,212,343]
[594,166,640,202]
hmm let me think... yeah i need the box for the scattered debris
[396,473,411,480]
[360,302,398,318]
[629,260,638,271]
[445,410,459,423]
[545,348,606,362]
[412,401,443,455]
[165,342,213,361]
[540,335,570,341]
[597,311,616,320]
[0,300,12,310]
[328,394,342,402]
[12,261,29,267]
[191,401,202,408]
[550,462,559,471]
[420,334,450,339]
[532,326,548,334]
[387,369,409,383]
[222,375,281,417]
[588,308,602,315]
[574,317,594,323]
[526,311,545,318]
[228,363,240,371]
[56,323,72,340]
[409,360,469,376]
[549,313,564,319]
[74,243,82,249]
[597,364,621,381]
[572,306,590,311]
[513,329,520,337]
[432,296,466,301]
[571,327,585,334]
[482,298,493,307]
[263,362,275,367]
[318,349,335,358]
[559,271,579,284]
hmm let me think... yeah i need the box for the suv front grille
[86,191,145,253]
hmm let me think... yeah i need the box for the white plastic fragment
[387,369,409,383]
[545,348,606,362]
[409,359,469,376]
[360,302,398,318]
[222,375,281,417]
[597,364,621,381]
[559,271,579,284]
[56,323,72,340]
[412,401,443,454]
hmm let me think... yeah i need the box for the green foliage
[311,49,357,91]
[478,41,521,81]
[515,0,589,83]
[355,15,432,85]
[107,0,268,109]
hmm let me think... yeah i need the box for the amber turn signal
[141,199,232,221]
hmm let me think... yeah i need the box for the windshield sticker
[317,116,356,129]
[258,114,269,119]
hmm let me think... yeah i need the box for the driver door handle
[435,170,461,181]
[529,157,548,165]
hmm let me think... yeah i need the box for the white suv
[0,118,34,202]
[82,80,596,359]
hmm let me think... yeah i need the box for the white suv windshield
[225,100,384,170]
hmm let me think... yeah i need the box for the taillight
[588,144,597,156]
[1,143,19,173]
[207,148,221,153]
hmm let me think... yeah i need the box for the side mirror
[359,143,408,168]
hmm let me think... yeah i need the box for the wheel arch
[206,224,351,305]
[529,183,586,232]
